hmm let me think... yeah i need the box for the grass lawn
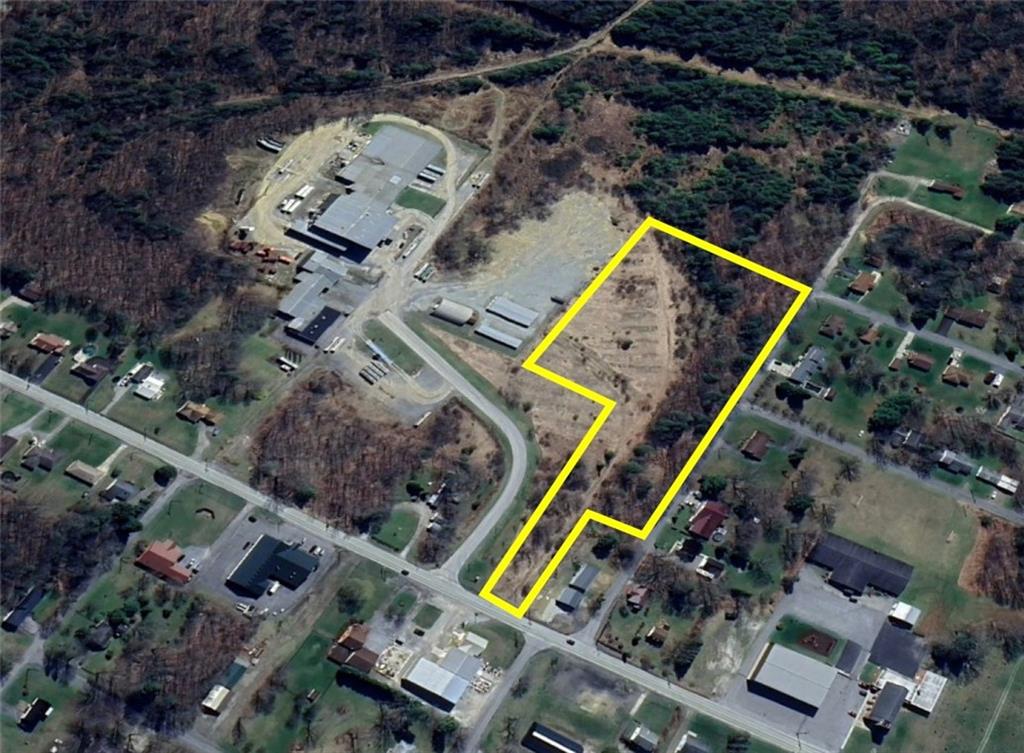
[0,391,40,432]
[843,654,1022,753]
[31,411,62,432]
[1,668,82,753]
[49,421,120,467]
[388,590,417,618]
[412,604,442,630]
[770,616,846,666]
[809,446,984,633]
[364,318,425,375]
[873,174,913,198]
[888,120,1007,228]
[601,595,697,681]
[372,508,419,551]
[143,481,245,547]
[634,695,678,734]
[106,388,198,456]
[395,186,446,217]
[466,620,524,670]
[225,559,434,753]
[481,651,637,753]
[686,715,788,753]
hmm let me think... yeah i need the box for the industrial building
[474,322,523,350]
[807,533,914,596]
[486,295,539,328]
[747,643,838,713]
[225,534,319,598]
[285,305,342,346]
[400,648,482,712]
[865,683,907,731]
[287,125,444,262]
[430,298,477,326]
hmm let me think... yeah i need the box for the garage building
[747,643,837,713]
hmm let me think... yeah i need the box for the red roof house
[135,540,192,584]
[688,501,730,540]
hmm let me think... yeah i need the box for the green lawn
[413,604,442,630]
[48,422,120,467]
[364,319,425,375]
[143,481,245,547]
[0,391,40,432]
[1,668,82,753]
[873,174,913,198]
[634,695,678,734]
[395,186,446,217]
[372,507,419,551]
[466,620,524,670]
[226,560,436,753]
[888,120,1007,228]
[770,616,846,666]
[106,387,198,456]
[843,655,1022,753]
[686,715,787,753]
[481,651,637,753]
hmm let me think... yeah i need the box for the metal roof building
[555,585,584,612]
[475,323,523,349]
[486,295,539,328]
[226,534,319,598]
[568,564,599,592]
[870,623,925,677]
[292,124,443,262]
[807,533,914,596]
[285,305,342,347]
[431,298,476,326]
[522,722,584,753]
[747,643,838,711]
[866,682,907,730]
[401,656,471,712]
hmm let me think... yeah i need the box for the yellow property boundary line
[479,216,811,618]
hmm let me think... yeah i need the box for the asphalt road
[379,311,531,581]
[0,369,826,753]
[816,291,1024,378]
[741,403,1024,526]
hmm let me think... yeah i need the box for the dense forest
[613,0,1024,127]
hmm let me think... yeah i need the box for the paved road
[741,404,1024,526]
[462,640,543,753]
[0,370,828,753]
[816,292,1024,378]
[379,312,531,581]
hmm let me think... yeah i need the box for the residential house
[625,585,649,612]
[940,365,971,387]
[688,500,729,540]
[906,351,935,372]
[17,697,53,732]
[177,401,219,425]
[945,307,990,329]
[818,314,846,339]
[740,430,771,461]
[65,459,104,487]
[28,333,69,355]
[936,449,974,476]
[20,446,59,473]
[70,356,114,385]
[100,478,138,502]
[135,539,192,584]
[859,324,881,345]
[623,723,660,753]
[848,271,879,296]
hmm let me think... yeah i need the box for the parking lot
[190,507,338,616]
[721,567,896,752]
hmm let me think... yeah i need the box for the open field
[396,186,446,217]
[1,667,82,753]
[887,120,1007,228]
[0,390,40,432]
[144,481,246,547]
[844,654,1022,753]
[364,318,425,375]
[48,421,119,466]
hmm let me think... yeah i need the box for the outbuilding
[430,298,477,326]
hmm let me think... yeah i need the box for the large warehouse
[287,124,444,262]
[807,533,914,596]
[401,649,482,712]
[747,643,838,713]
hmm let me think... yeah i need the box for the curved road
[378,311,530,580]
[0,369,826,753]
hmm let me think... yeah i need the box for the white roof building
[888,601,922,629]
[748,643,838,710]
[134,373,167,400]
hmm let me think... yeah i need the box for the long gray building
[287,125,444,262]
